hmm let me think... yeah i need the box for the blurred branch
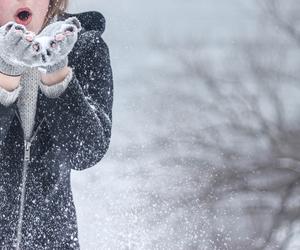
[151,0,300,248]
[263,0,300,47]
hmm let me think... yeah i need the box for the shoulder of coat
[58,11,106,35]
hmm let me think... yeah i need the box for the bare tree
[150,0,300,249]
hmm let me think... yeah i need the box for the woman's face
[0,0,50,33]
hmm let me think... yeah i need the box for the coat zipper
[15,143,30,250]
[13,111,46,250]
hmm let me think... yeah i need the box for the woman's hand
[0,22,38,92]
[0,72,21,91]
[40,65,71,86]
[33,17,82,74]
[0,22,38,76]
[0,17,81,90]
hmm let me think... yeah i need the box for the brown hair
[42,0,69,29]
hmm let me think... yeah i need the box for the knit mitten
[33,17,82,74]
[0,22,37,76]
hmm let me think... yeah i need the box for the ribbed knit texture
[0,56,25,76]
[17,68,39,140]
[43,58,68,74]
[0,15,74,140]
[38,68,73,98]
[0,67,72,140]
[0,83,22,107]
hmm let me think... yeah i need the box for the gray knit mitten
[0,22,37,76]
[34,17,82,74]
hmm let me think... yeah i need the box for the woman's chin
[26,25,40,34]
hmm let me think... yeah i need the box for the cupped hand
[0,22,39,68]
[32,17,82,67]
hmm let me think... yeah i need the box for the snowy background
[66,0,300,249]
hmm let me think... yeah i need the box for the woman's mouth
[14,8,32,26]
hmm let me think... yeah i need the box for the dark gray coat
[0,11,113,249]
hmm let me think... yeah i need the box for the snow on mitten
[0,22,37,76]
[33,17,82,74]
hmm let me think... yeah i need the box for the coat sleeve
[39,30,113,171]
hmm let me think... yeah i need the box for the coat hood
[58,11,106,35]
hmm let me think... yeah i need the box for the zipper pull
[24,140,31,162]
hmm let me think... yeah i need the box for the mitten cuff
[42,57,68,74]
[0,84,22,107]
[38,67,73,98]
[0,56,24,76]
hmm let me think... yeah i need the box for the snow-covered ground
[67,0,258,249]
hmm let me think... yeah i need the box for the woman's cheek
[33,5,49,32]
[0,1,14,26]
[0,12,10,26]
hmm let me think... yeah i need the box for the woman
[0,0,113,249]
